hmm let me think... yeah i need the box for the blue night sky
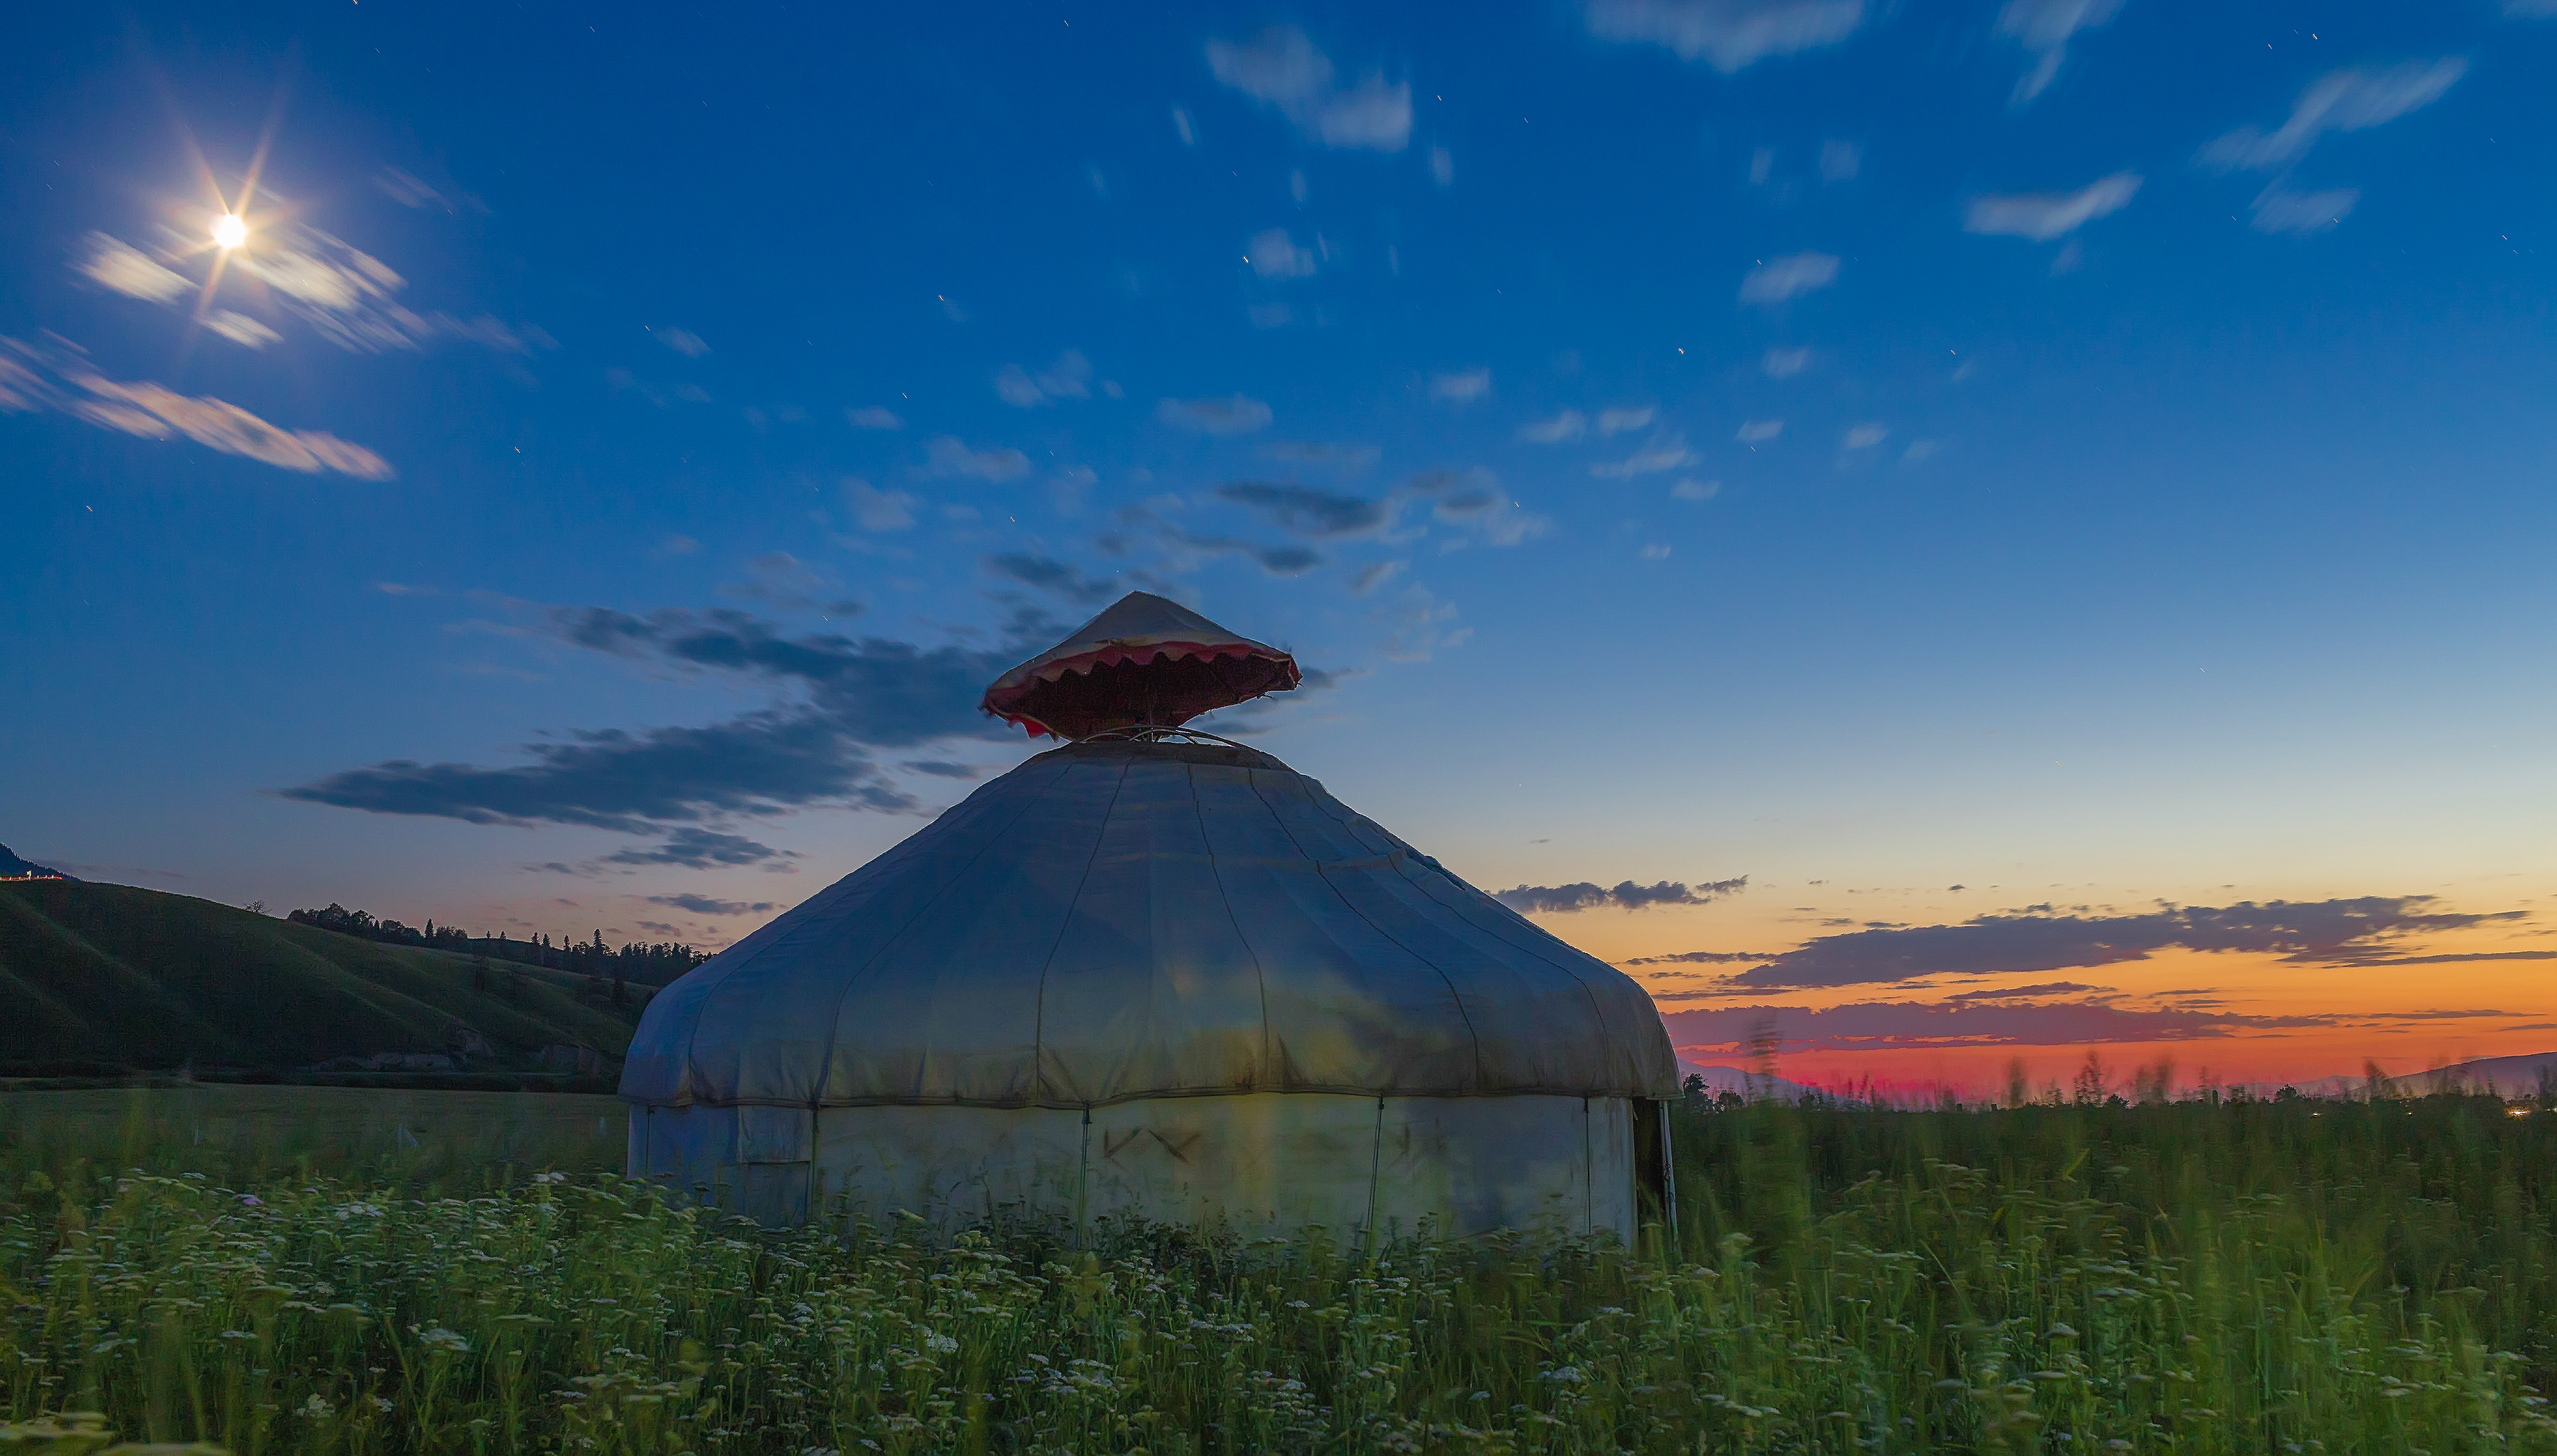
[7,1,2554,1090]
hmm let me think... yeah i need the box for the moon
[212,214,246,249]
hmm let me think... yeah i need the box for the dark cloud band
[1708,897,2519,990]
[1498,876,1748,914]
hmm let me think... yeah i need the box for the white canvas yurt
[621,593,1679,1240]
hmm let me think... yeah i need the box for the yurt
[621,592,1679,1240]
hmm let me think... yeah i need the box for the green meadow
[4,1084,2555,1454]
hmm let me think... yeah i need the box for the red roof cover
[980,590,1300,739]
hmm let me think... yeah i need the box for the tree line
[284,903,711,984]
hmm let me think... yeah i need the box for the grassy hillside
[0,879,654,1077]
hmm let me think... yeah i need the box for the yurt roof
[979,590,1301,740]
[623,733,1676,1109]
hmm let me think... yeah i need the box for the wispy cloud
[984,553,1119,605]
[846,405,905,430]
[926,437,1032,480]
[1518,410,1587,443]
[235,226,545,354]
[1965,172,2142,239]
[282,705,919,831]
[1597,406,1655,436]
[1431,487,1552,548]
[1738,251,1839,305]
[0,336,392,479]
[1157,394,1274,435]
[1663,997,2345,1053]
[1263,440,1380,470]
[1216,481,1390,537]
[1430,368,1492,404]
[2250,185,2359,234]
[1584,0,1866,74]
[77,228,549,356]
[651,326,710,358]
[372,166,480,212]
[1206,26,1412,152]
[1763,346,1813,378]
[717,552,849,612]
[78,234,189,303]
[994,349,1092,407]
[1104,504,1325,577]
[203,312,280,349]
[1843,422,1889,449]
[1625,947,1782,965]
[1499,876,1748,914]
[645,892,782,917]
[1592,433,1696,477]
[604,828,800,871]
[1377,584,1470,661]
[284,604,1072,853]
[1997,0,2124,104]
[1349,561,1404,595]
[1703,896,2521,992]
[1246,229,1320,279]
[2200,60,2466,171]
[1736,419,1782,443]
[843,480,917,531]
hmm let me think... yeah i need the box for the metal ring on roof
[1074,723,1260,752]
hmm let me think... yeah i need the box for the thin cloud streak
[1206,26,1411,152]
[1499,876,1747,913]
[0,337,393,479]
[1739,252,1839,304]
[1157,394,1273,435]
[2200,60,2468,171]
[1659,996,2465,1053]
[1965,173,2143,240]
[1997,0,2124,104]
[1584,0,1866,74]
[1705,897,2523,991]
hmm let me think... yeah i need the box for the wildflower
[419,1327,472,1354]
[924,1333,959,1354]
[238,1194,263,1207]
[298,1394,336,1419]
[372,1396,394,1414]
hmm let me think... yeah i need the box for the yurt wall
[632,1091,1641,1238]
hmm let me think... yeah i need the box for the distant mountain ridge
[0,843,73,879]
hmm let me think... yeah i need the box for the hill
[1677,1062,1816,1100]
[2265,1051,2557,1101]
[0,878,653,1082]
[0,841,72,879]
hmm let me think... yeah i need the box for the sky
[5,0,2554,1098]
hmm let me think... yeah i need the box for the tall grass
[4,1086,2555,1453]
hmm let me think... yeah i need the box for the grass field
[5,1085,2556,1454]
